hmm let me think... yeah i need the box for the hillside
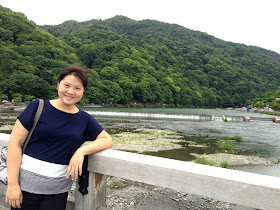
[40,16,280,107]
[0,6,80,101]
[1,5,280,107]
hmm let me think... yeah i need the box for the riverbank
[0,103,26,110]
[111,128,275,166]
[98,128,266,209]
[190,153,275,166]
[111,128,184,153]
[105,177,241,210]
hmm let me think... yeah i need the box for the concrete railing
[1,133,280,210]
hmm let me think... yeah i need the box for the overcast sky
[1,0,279,54]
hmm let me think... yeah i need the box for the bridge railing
[1,133,280,210]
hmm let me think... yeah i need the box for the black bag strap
[22,99,44,153]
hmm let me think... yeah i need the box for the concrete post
[272,117,280,123]
[244,116,250,122]
[74,172,107,210]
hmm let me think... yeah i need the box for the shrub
[224,140,233,145]
[231,136,242,142]
[208,160,216,166]
[218,140,234,153]
[195,157,216,166]
[219,144,234,152]
[221,161,230,168]
[159,131,166,136]
[195,157,208,164]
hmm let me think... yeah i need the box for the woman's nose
[67,87,74,94]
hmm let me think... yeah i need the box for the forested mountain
[0,6,80,101]
[1,6,280,107]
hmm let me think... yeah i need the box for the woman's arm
[5,119,29,208]
[67,130,113,180]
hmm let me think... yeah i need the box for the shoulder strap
[22,99,44,153]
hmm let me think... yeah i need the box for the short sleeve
[17,100,40,131]
[84,113,104,141]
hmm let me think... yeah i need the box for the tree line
[247,87,280,111]
[1,6,280,108]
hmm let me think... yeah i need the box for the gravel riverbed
[69,128,263,210]
[70,176,252,210]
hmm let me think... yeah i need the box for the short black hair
[58,66,88,89]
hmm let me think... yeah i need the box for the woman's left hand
[67,148,84,180]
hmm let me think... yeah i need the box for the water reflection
[143,135,219,161]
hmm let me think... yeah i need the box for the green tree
[86,87,106,104]
[118,77,136,103]
[12,93,23,102]
[2,72,51,100]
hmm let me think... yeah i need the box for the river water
[84,107,280,178]
[1,106,280,177]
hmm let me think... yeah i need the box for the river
[84,107,280,178]
[1,106,280,177]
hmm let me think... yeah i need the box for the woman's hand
[6,184,23,208]
[6,119,28,208]
[67,148,84,180]
[67,130,113,180]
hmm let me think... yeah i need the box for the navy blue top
[18,100,104,165]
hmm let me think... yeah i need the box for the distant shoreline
[1,102,280,116]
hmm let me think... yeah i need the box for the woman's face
[57,75,84,106]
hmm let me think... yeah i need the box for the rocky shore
[70,176,249,210]
[190,153,275,166]
[111,128,275,166]
[111,128,184,153]
[87,128,262,209]
[105,177,241,210]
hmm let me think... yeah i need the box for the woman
[5,66,113,209]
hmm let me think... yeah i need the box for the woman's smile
[57,75,84,106]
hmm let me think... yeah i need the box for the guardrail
[1,133,280,210]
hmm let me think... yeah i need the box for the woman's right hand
[5,119,28,208]
[6,184,23,208]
